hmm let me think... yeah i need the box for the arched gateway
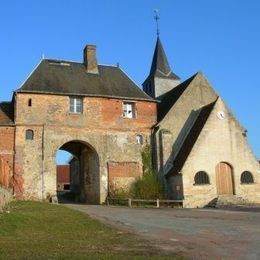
[57,140,100,204]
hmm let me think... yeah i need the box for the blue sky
[0,1,259,160]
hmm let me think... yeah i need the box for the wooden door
[216,162,234,195]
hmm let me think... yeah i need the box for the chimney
[83,45,98,74]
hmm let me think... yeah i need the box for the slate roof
[158,73,198,121]
[143,37,180,84]
[165,100,217,176]
[17,59,154,101]
[0,102,14,126]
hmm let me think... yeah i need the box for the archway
[216,162,234,195]
[55,140,100,204]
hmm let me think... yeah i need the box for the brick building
[0,38,259,207]
[0,44,156,203]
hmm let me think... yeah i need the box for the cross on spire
[154,9,160,36]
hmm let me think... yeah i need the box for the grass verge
[0,201,180,259]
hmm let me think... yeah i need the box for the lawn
[0,201,180,259]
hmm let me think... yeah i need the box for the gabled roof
[0,101,14,126]
[165,100,217,176]
[158,73,199,121]
[143,37,180,84]
[16,59,154,102]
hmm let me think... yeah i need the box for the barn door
[216,162,234,195]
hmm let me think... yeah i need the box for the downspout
[12,125,16,196]
[12,92,17,196]
[41,124,45,200]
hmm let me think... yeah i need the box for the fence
[107,198,183,208]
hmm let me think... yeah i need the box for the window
[28,98,32,107]
[194,171,210,185]
[26,129,34,140]
[241,171,254,184]
[136,135,143,145]
[69,97,83,113]
[123,102,135,118]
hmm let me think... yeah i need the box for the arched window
[28,98,32,107]
[136,135,143,145]
[194,171,210,185]
[241,171,254,184]
[26,129,34,140]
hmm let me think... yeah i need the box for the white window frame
[123,102,136,119]
[136,134,143,145]
[69,97,83,114]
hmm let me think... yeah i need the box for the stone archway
[58,140,100,204]
[216,162,234,195]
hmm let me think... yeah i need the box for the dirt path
[65,204,260,259]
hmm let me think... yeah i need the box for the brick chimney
[83,45,99,74]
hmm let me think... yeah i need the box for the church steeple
[143,37,180,99]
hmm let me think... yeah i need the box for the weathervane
[154,9,160,36]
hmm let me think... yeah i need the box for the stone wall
[14,93,157,203]
[155,73,217,174]
[0,186,12,211]
[181,98,260,207]
[155,73,260,208]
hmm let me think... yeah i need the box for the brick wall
[0,127,14,189]
[108,162,141,192]
[14,93,156,202]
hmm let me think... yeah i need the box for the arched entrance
[215,162,234,195]
[56,140,100,204]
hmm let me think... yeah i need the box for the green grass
[0,201,180,259]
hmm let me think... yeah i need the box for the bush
[109,185,129,200]
[130,145,165,199]
[130,173,164,199]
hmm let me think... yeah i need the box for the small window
[123,102,135,118]
[26,129,34,140]
[136,135,143,145]
[69,97,83,113]
[28,99,32,107]
[194,171,210,185]
[241,171,254,184]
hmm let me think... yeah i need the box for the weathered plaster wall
[181,98,260,207]
[154,77,180,99]
[155,73,218,173]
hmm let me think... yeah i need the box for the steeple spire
[142,37,181,99]
[149,37,178,78]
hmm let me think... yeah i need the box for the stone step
[216,195,248,206]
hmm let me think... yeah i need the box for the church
[0,37,259,207]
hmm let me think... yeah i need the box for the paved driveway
[66,204,260,259]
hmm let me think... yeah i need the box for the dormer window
[123,102,136,119]
[69,97,83,113]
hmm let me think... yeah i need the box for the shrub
[130,173,164,199]
[130,145,165,199]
